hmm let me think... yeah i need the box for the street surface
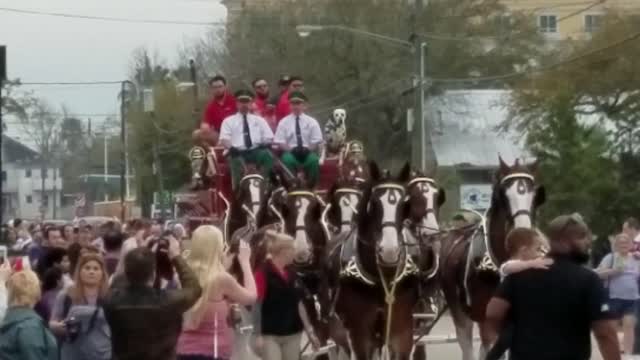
[231,313,608,359]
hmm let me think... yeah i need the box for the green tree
[209,0,543,168]
[126,49,195,216]
[506,13,640,250]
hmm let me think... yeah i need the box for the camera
[65,317,81,342]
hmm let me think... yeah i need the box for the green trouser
[229,148,274,189]
[280,151,320,187]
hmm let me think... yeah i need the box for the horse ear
[529,159,540,175]
[438,188,447,207]
[369,161,382,182]
[534,185,546,208]
[498,155,510,176]
[397,162,411,183]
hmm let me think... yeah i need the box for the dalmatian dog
[324,108,348,156]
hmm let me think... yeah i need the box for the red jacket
[253,95,276,131]
[275,90,291,123]
[202,93,237,132]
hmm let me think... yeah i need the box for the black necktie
[243,113,252,149]
[295,115,303,148]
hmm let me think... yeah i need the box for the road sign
[460,184,492,211]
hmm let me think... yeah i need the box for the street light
[295,24,429,171]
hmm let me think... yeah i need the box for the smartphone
[0,245,7,265]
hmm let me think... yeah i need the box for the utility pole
[189,59,199,127]
[153,136,165,219]
[119,81,127,221]
[103,126,109,201]
[0,45,6,226]
[411,0,434,171]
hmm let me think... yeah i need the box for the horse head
[492,156,546,229]
[279,176,326,266]
[234,165,268,224]
[327,157,369,234]
[404,170,446,237]
[359,161,411,267]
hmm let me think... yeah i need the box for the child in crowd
[486,227,553,360]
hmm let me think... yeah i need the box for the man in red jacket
[193,75,236,145]
[252,78,276,131]
[275,76,304,123]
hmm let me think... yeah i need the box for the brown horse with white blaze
[439,157,545,360]
[332,161,423,360]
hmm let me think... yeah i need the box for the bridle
[499,172,536,221]
[334,188,362,226]
[407,176,439,218]
[369,183,406,235]
[238,174,265,222]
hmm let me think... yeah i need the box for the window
[42,168,48,178]
[585,15,602,33]
[539,15,558,33]
[25,169,31,178]
[26,195,32,204]
[42,195,48,206]
[1,171,6,182]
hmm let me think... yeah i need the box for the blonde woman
[0,270,58,360]
[177,225,257,360]
[50,253,112,360]
[253,231,320,360]
[597,233,640,356]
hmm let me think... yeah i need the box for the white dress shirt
[274,113,323,149]
[219,112,274,150]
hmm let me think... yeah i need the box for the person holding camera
[103,235,202,360]
[49,253,111,360]
[219,89,275,189]
[177,225,257,360]
[273,91,323,187]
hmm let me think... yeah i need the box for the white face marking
[339,193,360,233]
[417,182,440,235]
[505,179,534,228]
[248,179,261,216]
[294,197,312,261]
[379,188,401,263]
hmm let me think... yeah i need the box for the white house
[1,135,63,220]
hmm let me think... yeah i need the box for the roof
[427,90,532,168]
[1,134,40,162]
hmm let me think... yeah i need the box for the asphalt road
[231,313,609,360]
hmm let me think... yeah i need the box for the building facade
[501,0,640,40]
[425,90,532,218]
[1,135,63,220]
[222,0,640,40]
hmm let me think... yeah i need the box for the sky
[0,0,226,131]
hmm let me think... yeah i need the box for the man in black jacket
[103,238,202,360]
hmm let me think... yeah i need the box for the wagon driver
[219,89,274,189]
[274,91,323,187]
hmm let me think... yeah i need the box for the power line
[431,30,640,83]
[0,7,224,26]
[20,81,122,86]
